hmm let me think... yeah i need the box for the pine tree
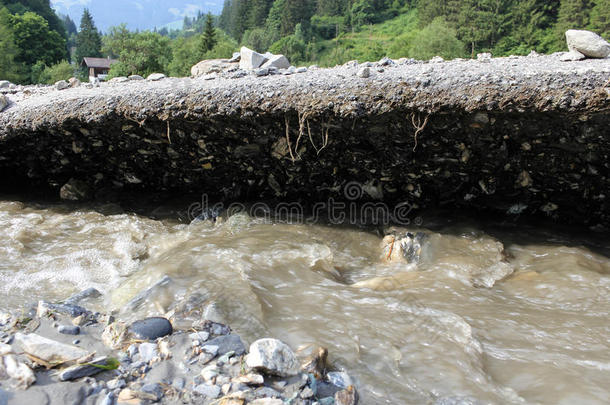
[556,0,592,37]
[199,13,217,56]
[74,9,102,64]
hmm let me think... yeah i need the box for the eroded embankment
[0,55,609,225]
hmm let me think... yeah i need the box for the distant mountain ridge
[51,0,223,32]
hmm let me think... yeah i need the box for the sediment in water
[0,55,608,225]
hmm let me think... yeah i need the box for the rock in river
[129,317,173,340]
[246,338,299,377]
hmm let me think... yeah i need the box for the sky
[51,0,224,32]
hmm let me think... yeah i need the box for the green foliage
[0,6,23,82]
[351,0,377,28]
[168,29,238,77]
[408,17,466,60]
[589,0,609,38]
[269,34,306,63]
[102,24,132,59]
[74,9,102,64]
[199,12,217,55]
[108,31,171,78]
[242,28,271,52]
[34,60,74,84]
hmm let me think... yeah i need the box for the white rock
[2,355,36,388]
[560,50,586,61]
[15,333,89,365]
[430,56,444,63]
[191,59,233,77]
[566,30,610,58]
[0,80,10,89]
[477,52,492,62]
[138,342,159,363]
[245,338,299,377]
[357,67,370,78]
[261,55,291,70]
[110,77,129,83]
[240,47,268,70]
[296,67,308,73]
[250,399,283,405]
[55,80,70,90]
[254,68,269,77]
[147,73,166,81]
[128,75,144,80]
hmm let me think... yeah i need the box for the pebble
[357,67,370,78]
[58,325,80,335]
[129,317,173,340]
[147,73,166,81]
[138,342,159,363]
[190,331,210,342]
[141,383,164,401]
[193,383,221,398]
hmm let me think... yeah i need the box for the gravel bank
[0,54,609,225]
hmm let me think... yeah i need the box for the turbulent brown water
[1,199,609,404]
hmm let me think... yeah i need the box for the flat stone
[58,325,80,335]
[58,356,109,381]
[205,334,245,356]
[64,287,102,305]
[261,55,290,70]
[239,47,268,70]
[129,317,173,340]
[15,333,89,365]
[191,59,234,76]
[249,399,283,405]
[189,331,210,342]
[0,80,10,89]
[560,50,586,61]
[246,338,299,377]
[255,68,269,77]
[193,384,221,398]
[141,383,164,401]
[147,73,166,81]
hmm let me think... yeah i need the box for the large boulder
[191,59,235,77]
[245,338,298,377]
[261,55,291,70]
[565,30,610,58]
[239,47,268,70]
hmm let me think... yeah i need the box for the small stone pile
[0,289,359,405]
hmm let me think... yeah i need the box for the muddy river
[0,199,608,404]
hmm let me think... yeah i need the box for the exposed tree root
[411,112,430,152]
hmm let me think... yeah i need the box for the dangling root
[307,120,330,155]
[166,121,172,144]
[285,114,296,162]
[411,112,430,152]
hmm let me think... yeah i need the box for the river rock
[129,317,173,340]
[205,334,245,355]
[240,47,268,70]
[59,179,92,201]
[55,80,70,90]
[327,371,353,389]
[15,333,89,365]
[191,59,234,77]
[58,325,80,335]
[147,73,166,81]
[565,29,610,58]
[357,67,370,78]
[138,342,159,362]
[65,287,102,305]
[249,399,283,405]
[141,383,164,401]
[262,55,290,70]
[194,383,221,398]
[1,354,36,388]
[246,338,299,377]
[37,300,88,318]
[335,386,359,405]
[110,76,129,83]
[58,356,109,381]
[0,94,7,112]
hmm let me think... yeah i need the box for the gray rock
[430,55,444,63]
[335,386,358,405]
[191,59,234,76]
[141,383,164,402]
[65,287,102,306]
[0,80,10,89]
[377,56,395,66]
[99,392,116,405]
[560,50,586,61]
[262,55,291,70]
[193,384,221,398]
[566,29,610,58]
[435,396,484,405]
[250,399,283,405]
[0,94,7,112]
[357,67,370,78]
[129,317,173,340]
[109,76,128,83]
[189,331,210,342]
[128,75,144,80]
[59,179,93,201]
[15,333,89,365]
[68,77,81,87]
[255,68,269,77]
[296,67,308,73]
[147,73,166,81]
[246,338,299,377]
[59,356,109,381]
[327,371,353,389]
[240,47,268,69]
[255,386,281,398]
[228,52,241,63]
[138,342,158,363]
[58,325,80,335]
[205,334,245,356]
[55,80,70,90]
[201,344,219,356]
[126,276,172,310]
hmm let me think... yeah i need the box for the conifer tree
[200,13,217,56]
[74,9,102,64]
[556,0,592,36]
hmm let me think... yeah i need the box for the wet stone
[141,383,164,402]
[246,338,299,377]
[58,325,80,335]
[335,386,359,405]
[193,383,221,398]
[59,356,109,381]
[205,334,245,356]
[327,372,353,389]
[129,317,173,340]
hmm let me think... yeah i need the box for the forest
[0,0,608,84]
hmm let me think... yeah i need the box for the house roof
[81,57,118,69]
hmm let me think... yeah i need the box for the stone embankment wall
[0,55,609,225]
